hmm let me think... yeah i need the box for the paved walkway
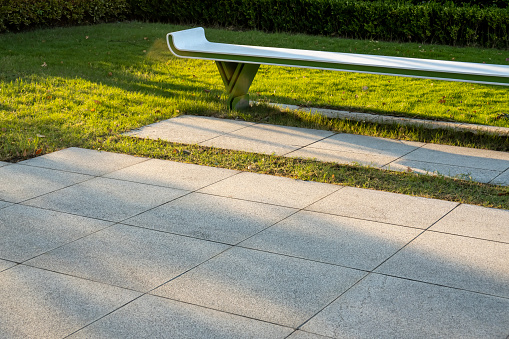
[0,147,508,338]
[126,115,509,185]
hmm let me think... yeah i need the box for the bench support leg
[216,61,260,110]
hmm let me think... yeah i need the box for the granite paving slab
[300,133,423,156]
[0,164,92,203]
[104,159,238,190]
[198,172,339,209]
[124,192,297,244]
[287,331,334,339]
[0,259,16,272]
[287,147,398,167]
[19,147,148,176]
[200,134,303,155]
[152,247,366,328]
[0,265,141,339]
[491,168,509,186]
[0,204,113,262]
[124,115,255,144]
[398,143,509,171]
[69,294,293,339]
[383,159,501,183]
[306,186,458,228]
[26,224,230,292]
[201,123,334,156]
[375,231,509,298]
[0,200,12,209]
[302,274,509,339]
[23,177,189,222]
[239,210,421,271]
[429,204,509,243]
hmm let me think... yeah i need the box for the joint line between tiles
[381,142,427,169]
[282,131,339,157]
[294,202,463,330]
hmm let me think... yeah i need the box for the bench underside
[167,27,509,110]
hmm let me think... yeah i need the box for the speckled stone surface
[23,177,189,222]
[124,192,296,244]
[0,265,141,339]
[3,147,508,338]
[375,231,509,298]
[152,247,366,328]
[0,164,92,203]
[198,172,339,209]
[302,274,509,339]
[306,186,458,228]
[69,294,293,339]
[20,147,148,176]
[240,210,421,270]
[0,204,112,262]
[104,159,239,191]
[26,224,230,292]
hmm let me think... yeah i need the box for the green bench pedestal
[216,61,260,110]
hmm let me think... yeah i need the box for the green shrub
[0,0,130,33]
[128,0,509,49]
[410,0,508,9]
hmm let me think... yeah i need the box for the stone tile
[430,204,509,243]
[201,124,334,156]
[0,200,12,209]
[0,265,141,339]
[240,211,421,271]
[302,274,509,339]
[400,143,509,171]
[124,193,296,244]
[105,159,238,190]
[0,259,16,272]
[24,177,188,222]
[303,133,423,156]
[225,123,335,146]
[287,147,397,167]
[124,115,254,144]
[200,134,302,156]
[306,186,457,228]
[70,294,293,339]
[491,168,509,186]
[26,224,229,292]
[287,331,332,339]
[0,164,92,203]
[375,232,509,298]
[0,204,112,262]
[383,160,501,183]
[20,147,148,176]
[152,247,365,328]
[198,172,339,209]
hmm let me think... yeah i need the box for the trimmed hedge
[0,0,129,33]
[1,0,507,49]
[129,0,509,49]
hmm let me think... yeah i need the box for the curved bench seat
[167,27,509,109]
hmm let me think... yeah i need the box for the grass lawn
[1,22,508,208]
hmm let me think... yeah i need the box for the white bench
[167,27,509,110]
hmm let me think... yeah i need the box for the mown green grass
[1,22,508,208]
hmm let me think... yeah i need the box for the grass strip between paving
[97,135,509,210]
